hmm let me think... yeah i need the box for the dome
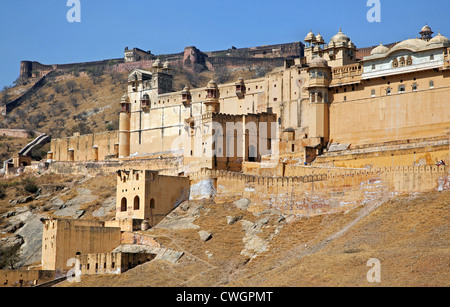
[371,43,390,55]
[182,85,191,94]
[420,24,433,34]
[121,94,130,103]
[316,33,325,44]
[310,56,328,67]
[152,58,161,67]
[163,60,170,69]
[429,32,450,45]
[348,40,355,49]
[207,80,218,88]
[304,30,316,42]
[330,28,351,44]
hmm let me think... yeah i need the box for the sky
[0,0,448,89]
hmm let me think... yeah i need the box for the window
[343,96,347,101]
[371,89,376,97]
[407,56,413,65]
[134,196,140,210]
[121,198,127,212]
[386,87,391,95]
[150,199,155,209]
[398,85,406,93]
[372,64,376,70]
[430,55,435,60]
[392,58,399,68]
[429,81,434,89]
[412,83,418,91]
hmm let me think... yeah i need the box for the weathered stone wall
[47,156,183,176]
[189,166,449,215]
[0,270,56,288]
[76,252,155,276]
[50,131,119,162]
[41,219,122,272]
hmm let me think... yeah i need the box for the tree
[0,244,21,270]
[0,90,9,106]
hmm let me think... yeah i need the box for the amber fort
[0,24,449,287]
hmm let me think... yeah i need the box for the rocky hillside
[0,172,117,269]
[53,188,448,287]
[0,167,448,286]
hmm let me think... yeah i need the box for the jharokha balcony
[330,63,363,87]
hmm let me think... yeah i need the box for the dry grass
[58,189,449,287]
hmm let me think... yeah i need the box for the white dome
[429,32,450,45]
[310,56,328,67]
[330,28,351,44]
[371,43,390,55]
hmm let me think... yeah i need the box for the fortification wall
[50,131,119,162]
[0,129,42,139]
[0,270,56,288]
[189,165,448,216]
[48,156,183,177]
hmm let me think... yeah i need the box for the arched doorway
[134,196,140,210]
[121,198,127,212]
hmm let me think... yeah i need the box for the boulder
[199,230,212,242]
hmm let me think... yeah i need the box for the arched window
[386,87,391,95]
[412,83,418,91]
[399,57,405,67]
[407,56,412,66]
[134,196,140,210]
[398,85,406,93]
[121,198,127,212]
[392,58,399,68]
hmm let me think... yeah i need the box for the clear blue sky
[0,0,448,89]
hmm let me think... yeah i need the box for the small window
[372,64,376,70]
[371,89,376,97]
[430,55,435,60]
[429,81,434,89]
[386,87,391,95]
[343,96,347,101]
[412,83,418,91]
[398,85,405,93]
